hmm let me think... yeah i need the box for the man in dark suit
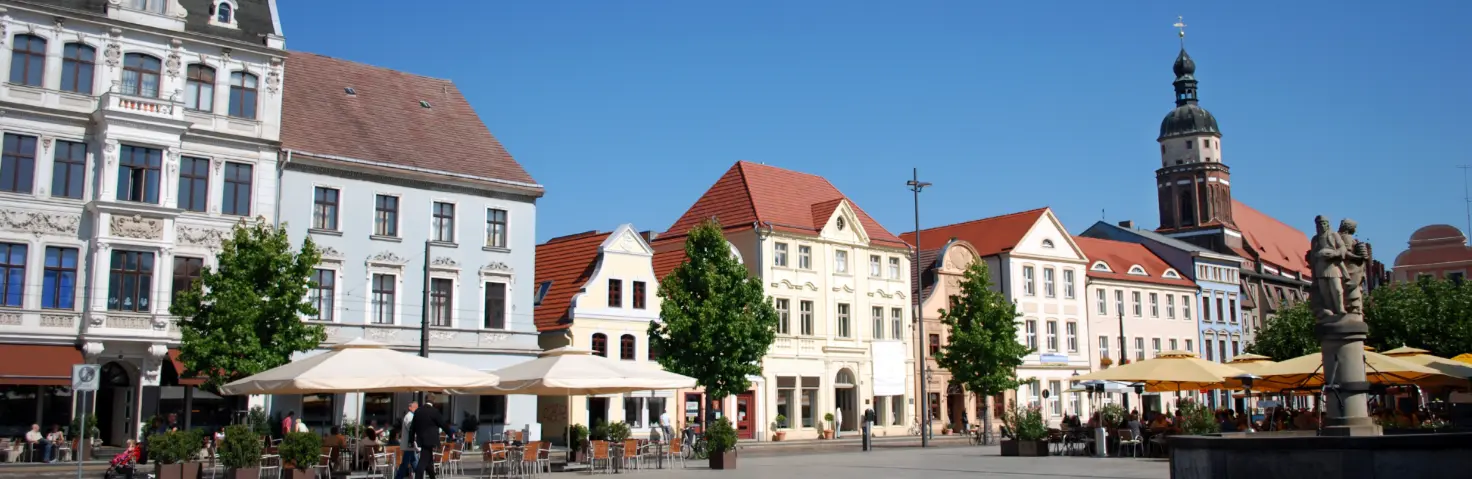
[410,398,453,479]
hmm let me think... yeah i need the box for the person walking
[394,402,418,479]
[281,411,296,437]
[659,410,672,442]
[862,400,876,452]
[834,407,843,439]
[410,398,453,479]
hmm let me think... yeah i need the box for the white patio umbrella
[219,338,501,395]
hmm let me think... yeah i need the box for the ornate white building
[0,0,284,443]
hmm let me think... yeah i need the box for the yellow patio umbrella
[1254,348,1442,389]
[1382,346,1472,389]
[1453,353,1472,365]
[1072,351,1248,392]
[1221,354,1290,391]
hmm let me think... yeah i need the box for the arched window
[61,43,95,94]
[216,3,233,23]
[228,71,258,119]
[10,34,47,86]
[122,53,162,97]
[1041,239,1055,249]
[591,333,607,357]
[185,65,215,112]
[619,334,635,361]
[1179,190,1196,226]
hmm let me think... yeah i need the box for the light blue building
[268,52,546,439]
[1080,221,1245,410]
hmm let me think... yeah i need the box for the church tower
[1155,39,1235,234]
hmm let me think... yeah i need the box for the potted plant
[246,407,272,439]
[1100,357,1113,369]
[999,401,1048,456]
[607,422,632,443]
[771,415,788,441]
[69,414,100,460]
[705,417,739,470]
[567,424,589,463]
[942,423,953,435]
[219,425,262,479]
[276,432,320,479]
[148,429,204,479]
[589,421,610,442]
[823,413,835,439]
[1174,400,1219,436]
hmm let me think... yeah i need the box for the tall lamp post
[1117,304,1130,411]
[419,240,433,403]
[907,169,932,447]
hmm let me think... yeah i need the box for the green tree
[171,219,326,392]
[933,261,1032,440]
[1366,277,1472,358]
[1243,301,1317,361]
[648,219,778,408]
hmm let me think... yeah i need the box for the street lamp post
[1117,304,1129,412]
[907,169,932,447]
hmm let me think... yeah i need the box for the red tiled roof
[281,52,541,194]
[659,161,908,249]
[1394,224,1472,268]
[1072,236,1197,288]
[898,208,1049,257]
[1231,200,1310,277]
[652,247,688,282]
[533,231,610,332]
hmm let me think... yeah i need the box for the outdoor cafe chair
[587,441,611,475]
[518,441,541,476]
[536,441,551,474]
[260,453,281,479]
[315,446,334,478]
[620,439,641,471]
[482,442,510,478]
[1118,429,1143,458]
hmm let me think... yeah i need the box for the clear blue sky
[278,0,1470,261]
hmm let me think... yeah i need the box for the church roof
[1231,200,1311,278]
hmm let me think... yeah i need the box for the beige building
[651,161,915,441]
[534,224,679,443]
[912,238,989,433]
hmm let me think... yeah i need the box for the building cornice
[3,1,287,57]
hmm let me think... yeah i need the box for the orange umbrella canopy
[1255,349,1442,389]
[1074,351,1247,392]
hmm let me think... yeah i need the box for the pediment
[1014,209,1087,261]
[599,223,653,256]
[817,200,870,245]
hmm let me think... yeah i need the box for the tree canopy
[933,261,1032,401]
[171,219,326,391]
[1366,277,1472,358]
[1243,301,1317,361]
[648,219,779,400]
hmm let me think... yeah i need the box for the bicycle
[682,426,709,460]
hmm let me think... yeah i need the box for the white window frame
[479,266,513,330]
[1023,266,1035,296]
[1045,320,1058,352]
[888,257,901,279]
[798,245,812,270]
[484,206,510,250]
[835,250,849,274]
[1025,320,1037,350]
[1066,321,1077,353]
[430,199,458,244]
[1166,295,1176,319]
[1096,288,1106,315]
[871,306,884,340]
[1043,267,1055,298]
[869,254,881,277]
[310,257,344,323]
[1063,269,1075,299]
[366,254,408,326]
[1149,292,1159,318]
[373,192,402,239]
[1099,336,1110,359]
[773,242,789,267]
[1132,291,1142,317]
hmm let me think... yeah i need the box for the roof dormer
[1127,265,1148,276]
[109,0,188,31]
[1163,269,1182,279]
[208,0,240,29]
[1091,261,1112,272]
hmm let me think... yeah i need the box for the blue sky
[278,0,1469,261]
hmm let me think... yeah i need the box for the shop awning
[0,344,83,386]
[167,349,206,387]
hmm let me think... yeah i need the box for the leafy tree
[1366,277,1472,358]
[1244,301,1317,361]
[649,219,778,409]
[171,219,326,392]
[933,261,1032,441]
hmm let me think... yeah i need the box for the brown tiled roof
[911,246,943,307]
[659,161,908,249]
[652,246,688,282]
[1073,236,1198,288]
[281,52,541,194]
[533,231,610,332]
[1231,200,1310,277]
[898,208,1049,258]
[1394,224,1472,269]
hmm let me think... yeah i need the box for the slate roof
[898,208,1049,258]
[532,231,610,332]
[37,0,278,46]
[281,52,542,193]
[1072,236,1198,288]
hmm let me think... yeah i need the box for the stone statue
[1338,219,1370,315]
[1308,215,1348,321]
[1308,215,1380,436]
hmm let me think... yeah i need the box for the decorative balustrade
[99,91,185,121]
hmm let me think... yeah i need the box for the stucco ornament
[265,58,283,94]
[0,209,81,237]
[431,256,459,267]
[104,29,122,68]
[111,214,163,239]
[177,225,232,249]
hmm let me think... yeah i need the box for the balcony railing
[99,91,185,122]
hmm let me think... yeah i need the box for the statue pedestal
[1316,317,1381,437]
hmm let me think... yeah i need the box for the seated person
[25,423,54,463]
[324,426,349,449]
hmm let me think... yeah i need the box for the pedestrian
[281,411,296,437]
[862,400,876,452]
[659,409,672,442]
[394,402,418,479]
[410,398,453,479]
[834,407,843,439]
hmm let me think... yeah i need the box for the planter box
[1000,440,1049,456]
[225,468,260,479]
[822,430,834,439]
[708,450,737,470]
[773,431,786,442]
[1000,439,1019,456]
[154,462,203,479]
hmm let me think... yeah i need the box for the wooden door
[735,391,756,439]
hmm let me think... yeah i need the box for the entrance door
[683,393,704,435]
[588,397,609,429]
[735,392,756,440]
[834,369,858,431]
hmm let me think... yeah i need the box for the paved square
[636,446,1169,479]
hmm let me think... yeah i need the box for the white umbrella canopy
[218,338,501,395]
[457,347,696,396]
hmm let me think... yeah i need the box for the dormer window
[1163,270,1181,279]
[1127,265,1147,276]
[209,1,240,28]
[127,0,166,14]
[1041,239,1055,249]
[1091,261,1111,272]
[216,3,232,23]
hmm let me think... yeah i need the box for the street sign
[72,364,100,392]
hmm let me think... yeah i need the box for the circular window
[836,217,846,230]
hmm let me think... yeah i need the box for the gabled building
[911,238,988,434]
[903,208,1091,427]
[651,161,915,440]
[533,224,677,444]
[275,52,544,439]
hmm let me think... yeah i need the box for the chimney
[1117,220,1135,229]
[640,230,659,243]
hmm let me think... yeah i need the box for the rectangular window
[798,245,812,269]
[62,43,96,94]
[176,157,209,212]
[1066,322,1077,353]
[1023,266,1035,296]
[1043,268,1055,298]
[1232,340,1240,358]
[483,282,507,329]
[1099,336,1109,359]
[608,279,622,308]
[371,273,395,324]
[1132,291,1142,317]
[374,195,399,237]
[632,281,646,309]
[430,278,453,327]
[107,250,153,312]
[1135,338,1145,361]
[221,162,252,215]
[9,35,44,86]
[869,255,881,277]
[485,208,508,248]
[1170,339,1178,351]
[312,187,339,230]
[1204,337,1214,361]
[801,377,819,428]
[1046,320,1058,352]
[308,268,334,321]
[1166,295,1176,319]
[889,257,901,279]
[1219,340,1228,363]
[0,134,36,194]
[799,300,814,335]
[1115,290,1124,315]
[184,64,213,111]
[775,298,790,335]
[1216,296,1225,323]
[1183,296,1192,320]
[871,306,884,340]
[773,243,788,267]
[929,333,940,355]
[41,247,77,309]
[51,140,86,199]
[1203,295,1212,322]
[835,250,848,274]
[776,377,795,428]
[1185,339,1193,352]
[1152,338,1161,356]
[1096,289,1106,315]
[837,303,851,338]
[1063,270,1075,299]
[1025,320,1037,350]
[1049,380,1062,416]
[891,307,903,341]
[0,243,25,307]
[890,394,904,426]
[170,256,204,304]
[1228,297,1238,323]
[432,202,455,243]
[1149,293,1159,317]
[228,71,258,119]
[623,397,646,428]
